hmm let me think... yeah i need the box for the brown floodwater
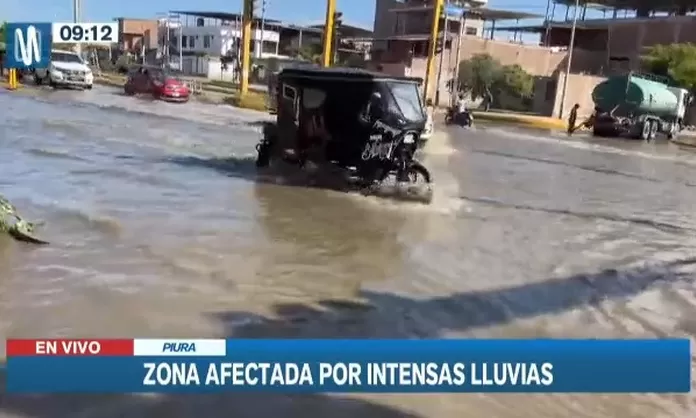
[0,87,694,417]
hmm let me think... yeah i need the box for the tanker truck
[590,72,691,141]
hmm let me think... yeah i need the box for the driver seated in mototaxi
[297,88,331,168]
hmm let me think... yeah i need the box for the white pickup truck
[34,50,93,90]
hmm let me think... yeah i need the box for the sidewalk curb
[471,111,567,130]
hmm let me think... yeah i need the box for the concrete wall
[532,73,607,119]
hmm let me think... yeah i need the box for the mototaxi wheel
[403,162,433,203]
[405,162,431,184]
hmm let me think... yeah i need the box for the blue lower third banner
[5,339,691,393]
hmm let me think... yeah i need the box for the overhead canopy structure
[387,5,541,21]
[170,10,282,26]
[494,20,606,33]
[551,0,696,13]
[308,23,373,38]
[171,10,332,35]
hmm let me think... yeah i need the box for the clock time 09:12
[52,22,119,44]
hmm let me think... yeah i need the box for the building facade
[116,18,159,52]
[370,0,573,104]
[172,15,281,58]
[542,15,696,73]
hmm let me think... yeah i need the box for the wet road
[0,86,695,417]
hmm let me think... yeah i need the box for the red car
[124,65,190,103]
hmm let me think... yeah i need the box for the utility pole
[558,0,579,119]
[321,0,337,67]
[423,0,445,103]
[73,0,82,55]
[177,14,183,73]
[164,15,170,67]
[435,4,450,107]
[240,0,254,96]
[451,11,466,106]
[259,0,267,59]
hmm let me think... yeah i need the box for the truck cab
[666,87,691,128]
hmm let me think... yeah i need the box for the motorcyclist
[456,93,466,114]
[447,93,473,126]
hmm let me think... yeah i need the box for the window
[302,88,326,110]
[282,85,297,101]
[203,35,212,48]
[465,27,478,36]
[51,52,84,63]
[181,35,188,48]
[189,36,196,48]
[385,82,424,123]
[196,18,204,27]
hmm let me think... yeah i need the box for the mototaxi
[255,67,432,200]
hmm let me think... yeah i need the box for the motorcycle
[445,107,474,127]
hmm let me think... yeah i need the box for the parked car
[124,65,190,103]
[34,50,93,90]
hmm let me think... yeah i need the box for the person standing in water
[567,103,580,135]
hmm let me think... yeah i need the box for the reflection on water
[0,89,695,417]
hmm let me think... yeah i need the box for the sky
[3,0,611,42]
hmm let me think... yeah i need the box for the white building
[170,13,280,58]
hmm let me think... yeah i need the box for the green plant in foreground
[0,195,48,244]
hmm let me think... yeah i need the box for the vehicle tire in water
[405,163,433,204]
[407,162,431,185]
[640,121,651,141]
[649,121,658,140]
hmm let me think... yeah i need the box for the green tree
[457,53,500,99]
[495,64,534,98]
[643,43,696,91]
[0,21,6,45]
[458,54,534,104]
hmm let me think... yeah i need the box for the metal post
[178,14,183,73]
[542,0,551,45]
[73,0,82,55]
[435,9,450,107]
[322,0,337,67]
[545,2,556,46]
[423,0,445,103]
[260,0,267,58]
[8,69,17,90]
[558,0,579,119]
[451,12,465,105]
[164,15,170,67]
[240,0,253,96]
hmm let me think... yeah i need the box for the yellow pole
[322,0,337,67]
[8,69,17,90]
[240,0,254,97]
[423,0,444,103]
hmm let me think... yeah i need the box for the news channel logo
[6,22,53,70]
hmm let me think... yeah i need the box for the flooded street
[0,86,695,417]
